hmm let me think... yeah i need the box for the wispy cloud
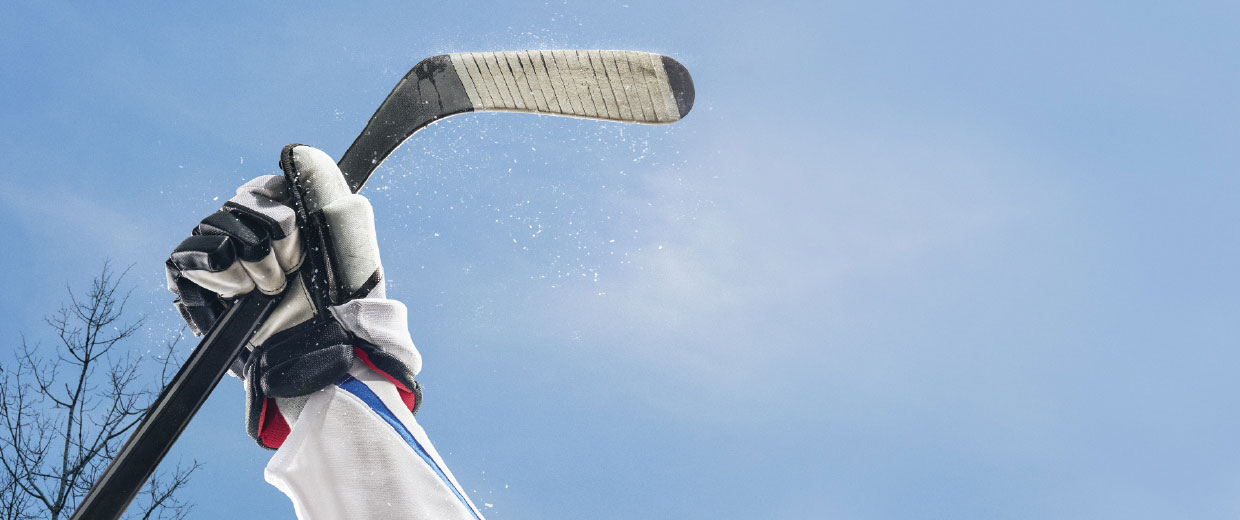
[0,178,160,256]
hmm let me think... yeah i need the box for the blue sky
[2,1,1239,518]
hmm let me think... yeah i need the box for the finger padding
[170,234,236,272]
[229,175,299,242]
[225,205,303,274]
[182,260,255,299]
[227,176,302,273]
[197,211,270,262]
[241,251,287,295]
[270,229,302,273]
[235,174,293,208]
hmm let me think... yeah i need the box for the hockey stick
[71,50,693,520]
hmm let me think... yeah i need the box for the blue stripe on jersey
[335,375,483,520]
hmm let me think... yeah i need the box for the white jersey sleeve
[264,362,485,520]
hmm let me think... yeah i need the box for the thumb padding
[282,144,383,299]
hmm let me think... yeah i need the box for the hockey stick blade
[337,50,694,192]
[73,50,693,520]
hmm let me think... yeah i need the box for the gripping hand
[165,145,422,448]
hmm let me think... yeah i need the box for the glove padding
[166,174,303,335]
[165,145,422,449]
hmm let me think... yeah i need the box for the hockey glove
[165,144,422,449]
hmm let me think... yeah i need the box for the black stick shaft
[70,292,279,519]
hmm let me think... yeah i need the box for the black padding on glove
[195,210,271,262]
[168,263,226,336]
[169,234,236,272]
[240,315,426,447]
[223,201,290,240]
[243,316,358,448]
[251,317,356,399]
[167,204,288,336]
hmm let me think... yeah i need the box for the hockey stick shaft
[69,293,278,519]
[72,50,692,520]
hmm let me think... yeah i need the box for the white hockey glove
[165,144,422,449]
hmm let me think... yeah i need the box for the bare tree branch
[0,263,198,520]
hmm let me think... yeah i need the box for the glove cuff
[242,298,423,449]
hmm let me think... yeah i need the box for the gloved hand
[165,144,422,449]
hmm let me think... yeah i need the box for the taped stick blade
[338,50,695,192]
